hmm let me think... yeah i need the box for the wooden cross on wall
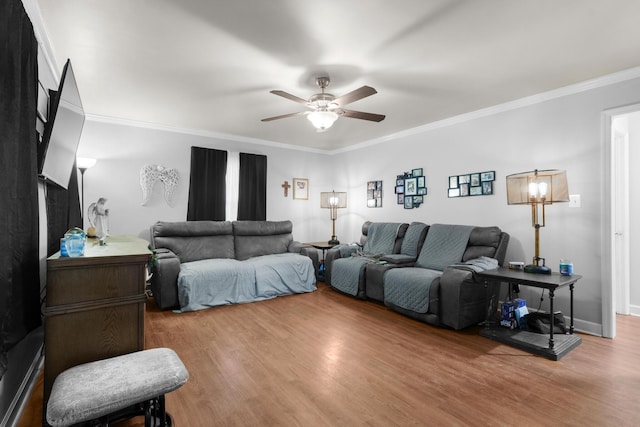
[282,180,291,197]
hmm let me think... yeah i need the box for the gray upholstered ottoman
[46,348,189,427]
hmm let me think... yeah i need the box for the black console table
[476,268,582,360]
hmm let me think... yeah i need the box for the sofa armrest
[380,254,417,266]
[438,266,490,330]
[150,249,181,310]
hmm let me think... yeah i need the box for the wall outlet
[569,194,581,208]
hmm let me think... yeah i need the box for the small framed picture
[396,178,404,186]
[417,176,425,188]
[448,188,460,198]
[482,181,493,195]
[459,175,470,184]
[397,194,404,204]
[449,176,458,189]
[481,171,495,182]
[471,173,480,186]
[470,186,483,196]
[413,195,423,204]
[293,178,308,200]
[404,177,418,196]
[417,187,427,195]
[404,196,414,209]
[395,185,404,194]
[460,183,469,196]
[412,168,423,177]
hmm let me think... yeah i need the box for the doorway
[602,105,640,338]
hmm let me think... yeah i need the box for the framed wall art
[395,168,427,208]
[293,178,309,200]
[448,170,495,198]
[367,180,383,207]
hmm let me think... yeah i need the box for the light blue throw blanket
[332,223,402,295]
[384,224,474,313]
[384,268,442,313]
[363,223,402,256]
[247,253,317,299]
[177,253,316,312]
[178,259,255,312]
[415,224,474,270]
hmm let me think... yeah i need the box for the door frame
[602,103,639,338]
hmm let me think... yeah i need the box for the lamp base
[524,264,551,274]
[328,239,340,245]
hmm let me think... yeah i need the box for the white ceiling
[36,0,640,151]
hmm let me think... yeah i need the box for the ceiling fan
[262,77,385,132]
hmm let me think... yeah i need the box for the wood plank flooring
[19,283,640,426]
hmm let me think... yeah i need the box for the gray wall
[332,76,640,333]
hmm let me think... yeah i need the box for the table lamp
[506,169,569,274]
[320,190,347,244]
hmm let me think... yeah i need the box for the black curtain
[45,163,82,256]
[0,0,41,379]
[187,147,227,221]
[237,153,267,221]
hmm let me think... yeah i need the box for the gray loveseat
[325,221,509,330]
[150,220,318,311]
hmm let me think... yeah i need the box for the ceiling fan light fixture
[307,110,339,132]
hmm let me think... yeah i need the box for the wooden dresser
[43,235,151,405]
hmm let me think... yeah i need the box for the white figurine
[87,197,109,243]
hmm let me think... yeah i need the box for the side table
[476,267,582,360]
[304,242,338,282]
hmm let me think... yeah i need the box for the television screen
[38,59,85,189]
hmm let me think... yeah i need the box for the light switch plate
[569,194,581,208]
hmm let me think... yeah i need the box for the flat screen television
[38,59,85,189]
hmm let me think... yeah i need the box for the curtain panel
[0,0,41,379]
[237,153,267,221]
[187,147,227,221]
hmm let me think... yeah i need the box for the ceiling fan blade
[261,111,308,122]
[333,86,377,106]
[341,109,386,122]
[270,90,310,105]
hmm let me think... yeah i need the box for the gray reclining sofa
[324,222,509,330]
[150,220,318,311]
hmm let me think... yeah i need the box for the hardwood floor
[19,283,640,426]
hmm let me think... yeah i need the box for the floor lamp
[506,169,569,274]
[320,190,347,245]
[77,157,97,227]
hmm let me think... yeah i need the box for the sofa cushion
[415,224,474,271]
[152,221,234,263]
[462,226,502,261]
[233,220,294,261]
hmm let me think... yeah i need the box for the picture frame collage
[448,170,495,198]
[395,168,427,209]
[367,181,383,208]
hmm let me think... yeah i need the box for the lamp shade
[307,110,339,132]
[320,191,347,209]
[76,157,97,170]
[506,169,569,205]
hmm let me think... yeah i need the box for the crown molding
[330,66,640,155]
[22,0,60,81]
[84,114,330,155]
